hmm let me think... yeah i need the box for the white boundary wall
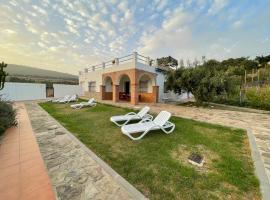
[0,82,46,101]
[53,84,83,98]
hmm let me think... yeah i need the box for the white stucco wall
[156,72,165,101]
[0,82,46,101]
[79,61,167,102]
[79,62,136,92]
[53,84,83,98]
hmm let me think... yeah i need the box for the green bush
[245,86,270,110]
[0,97,17,136]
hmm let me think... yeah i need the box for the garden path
[25,102,145,200]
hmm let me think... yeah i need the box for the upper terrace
[79,52,157,75]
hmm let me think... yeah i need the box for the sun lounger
[70,98,96,109]
[66,94,77,103]
[110,106,153,127]
[121,111,175,140]
[52,95,70,103]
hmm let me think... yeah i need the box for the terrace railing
[80,52,155,74]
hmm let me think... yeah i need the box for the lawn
[40,101,260,200]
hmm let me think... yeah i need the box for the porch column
[131,83,138,105]
[113,84,119,102]
[100,85,105,100]
[152,86,159,103]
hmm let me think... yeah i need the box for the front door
[125,81,130,94]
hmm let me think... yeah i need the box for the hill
[5,64,78,85]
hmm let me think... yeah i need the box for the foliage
[0,62,8,90]
[255,55,270,67]
[40,102,260,200]
[166,55,270,109]
[0,96,17,136]
[166,60,238,104]
[157,56,178,68]
[245,86,270,110]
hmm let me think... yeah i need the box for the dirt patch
[171,144,220,174]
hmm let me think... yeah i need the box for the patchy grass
[40,101,260,200]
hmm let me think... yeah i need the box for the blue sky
[0,0,270,74]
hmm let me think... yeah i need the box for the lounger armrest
[143,114,153,120]
[125,112,136,116]
[139,118,152,124]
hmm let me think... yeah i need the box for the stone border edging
[247,129,270,200]
[37,103,147,200]
[209,102,270,115]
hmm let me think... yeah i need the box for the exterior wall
[156,72,165,102]
[79,62,136,93]
[84,91,101,101]
[0,82,46,101]
[79,53,167,104]
[53,84,83,98]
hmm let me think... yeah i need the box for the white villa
[79,52,168,105]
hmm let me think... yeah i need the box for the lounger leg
[161,124,175,134]
[124,129,150,141]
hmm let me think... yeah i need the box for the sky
[0,0,270,75]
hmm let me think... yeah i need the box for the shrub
[245,86,270,110]
[0,97,17,136]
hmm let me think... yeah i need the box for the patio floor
[0,102,55,200]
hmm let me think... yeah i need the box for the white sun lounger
[110,106,153,127]
[52,95,70,103]
[70,98,96,109]
[66,94,77,103]
[121,111,175,140]
[59,94,76,103]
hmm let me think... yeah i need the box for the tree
[255,55,270,68]
[0,62,8,90]
[166,60,233,104]
[157,56,178,69]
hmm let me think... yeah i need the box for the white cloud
[155,0,168,11]
[111,14,118,23]
[232,20,243,28]
[208,0,228,15]
[32,5,47,15]
[2,29,16,34]
[139,8,193,57]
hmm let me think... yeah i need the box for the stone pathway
[25,102,140,200]
[100,100,270,184]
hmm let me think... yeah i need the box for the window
[139,80,148,93]
[88,81,96,92]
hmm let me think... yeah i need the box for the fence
[0,82,83,101]
[53,84,83,98]
[80,52,154,74]
[0,82,46,101]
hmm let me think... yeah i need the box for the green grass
[40,101,260,200]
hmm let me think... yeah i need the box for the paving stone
[48,125,58,130]
[25,102,133,200]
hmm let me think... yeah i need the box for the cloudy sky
[1,0,270,74]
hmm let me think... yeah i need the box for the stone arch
[103,76,113,92]
[117,74,131,101]
[138,73,155,93]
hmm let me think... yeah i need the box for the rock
[47,157,67,169]
[55,130,66,135]
[48,125,58,130]
[56,185,82,200]
[82,181,99,200]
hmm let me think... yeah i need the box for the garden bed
[40,102,260,200]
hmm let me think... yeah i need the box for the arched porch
[101,69,159,105]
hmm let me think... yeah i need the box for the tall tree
[0,62,8,90]
[157,56,178,69]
